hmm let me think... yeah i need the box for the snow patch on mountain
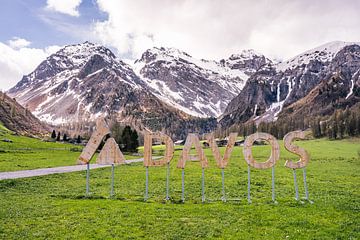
[276,41,360,71]
[133,47,266,117]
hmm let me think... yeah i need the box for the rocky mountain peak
[220,42,360,128]
[132,45,269,118]
[276,41,360,72]
[222,49,272,74]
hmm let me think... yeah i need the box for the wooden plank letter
[77,118,111,164]
[243,132,280,169]
[96,137,125,165]
[177,133,208,169]
[283,131,310,169]
[206,133,237,168]
[143,132,174,167]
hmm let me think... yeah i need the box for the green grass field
[0,125,138,171]
[0,128,359,239]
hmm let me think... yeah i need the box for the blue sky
[1,0,359,90]
[0,0,107,48]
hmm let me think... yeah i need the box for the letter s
[283,131,310,169]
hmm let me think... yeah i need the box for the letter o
[243,132,280,169]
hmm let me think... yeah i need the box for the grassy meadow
[0,125,359,239]
[0,126,138,171]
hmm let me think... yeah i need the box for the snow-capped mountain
[8,40,359,136]
[276,41,360,71]
[9,42,267,127]
[133,47,268,117]
[7,42,219,138]
[220,41,360,128]
[9,42,144,124]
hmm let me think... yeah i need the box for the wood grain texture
[206,133,237,168]
[177,133,208,168]
[283,130,310,169]
[96,137,125,165]
[77,118,110,164]
[243,132,280,169]
[143,132,174,167]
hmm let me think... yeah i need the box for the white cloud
[8,37,31,49]
[92,0,360,61]
[0,40,61,91]
[46,0,82,17]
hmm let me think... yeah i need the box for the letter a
[177,133,208,168]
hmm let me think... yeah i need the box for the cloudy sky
[1,0,359,90]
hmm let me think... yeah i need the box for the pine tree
[111,122,124,146]
[348,113,356,136]
[311,118,322,138]
[56,132,61,141]
[63,133,68,142]
[130,129,139,152]
[121,126,133,152]
[338,110,345,139]
[51,130,56,139]
[76,135,81,144]
[332,113,338,139]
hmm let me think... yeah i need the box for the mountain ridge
[7,41,360,138]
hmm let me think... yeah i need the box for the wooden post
[283,131,311,202]
[206,132,237,202]
[86,162,90,195]
[143,132,174,200]
[243,132,280,203]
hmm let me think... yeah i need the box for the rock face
[7,41,359,137]
[134,47,270,117]
[7,42,218,139]
[0,92,50,136]
[220,41,360,128]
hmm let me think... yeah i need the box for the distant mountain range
[219,41,360,128]
[7,41,360,138]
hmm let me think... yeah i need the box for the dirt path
[0,157,157,180]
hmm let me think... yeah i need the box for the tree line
[51,130,82,143]
[311,107,360,140]
[216,105,360,140]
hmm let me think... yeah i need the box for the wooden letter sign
[206,133,237,168]
[283,131,310,169]
[177,133,208,168]
[96,137,125,165]
[243,132,280,169]
[77,118,111,164]
[143,132,174,167]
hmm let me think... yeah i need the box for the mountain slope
[0,91,50,136]
[133,47,269,117]
[7,42,216,139]
[220,41,360,128]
